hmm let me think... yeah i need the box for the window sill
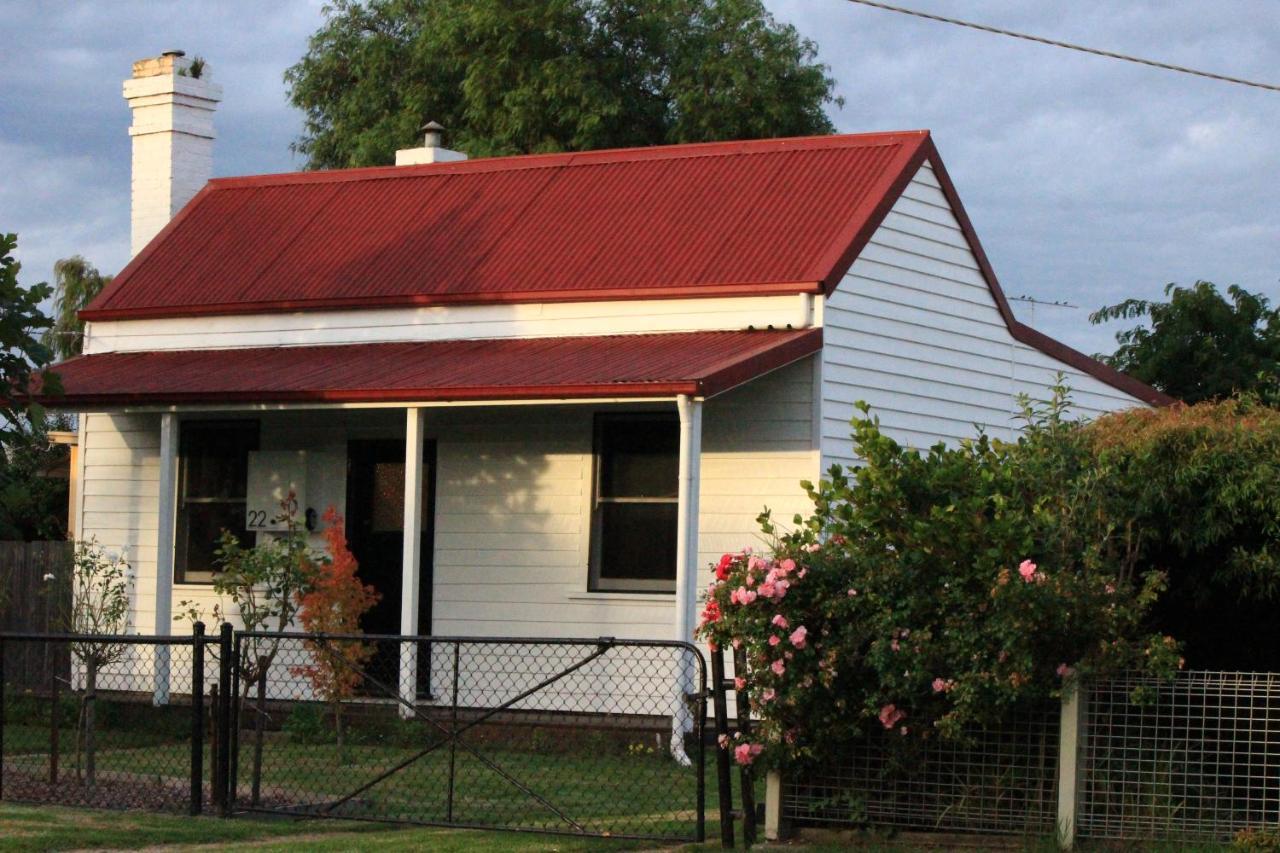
[566,592,676,604]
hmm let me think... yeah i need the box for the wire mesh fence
[1079,671,1280,842]
[782,701,1060,835]
[0,628,216,814]
[229,632,707,841]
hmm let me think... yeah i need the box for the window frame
[587,411,680,594]
[173,419,260,585]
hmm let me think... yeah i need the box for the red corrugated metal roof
[82,132,931,320]
[41,329,822,407]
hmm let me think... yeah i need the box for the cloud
[1,0,1276,360]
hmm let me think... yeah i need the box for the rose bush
[697,386,1183,766]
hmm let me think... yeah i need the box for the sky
[1,0,1276,357]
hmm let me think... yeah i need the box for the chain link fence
[229,632,707,841]
[0,629,216,814]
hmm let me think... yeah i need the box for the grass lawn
[0,802,1241,852]
[4,723,745,841]
[0,802,663,851]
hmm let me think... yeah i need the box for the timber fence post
[1057,680,1087,849]
[764,769,784,841]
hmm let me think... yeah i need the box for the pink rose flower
[1056,663,1074,678]
[779,558,796,573]
[734,677,746,690]
[771,659,786,676]
[1018,559,1038,582]
[758,581,777,598]
[771,614,789,629]
[717,734,731,749]
[804,542,821,553]
[890,639,900,652]
[932,677,955,693]
[789,626,808,649]
[847,589,858,597]
[878,704,906,729]
[762,688,776,702]
[733,743,763,766]
[768,635,781,647]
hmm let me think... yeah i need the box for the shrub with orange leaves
[293,506,380,752]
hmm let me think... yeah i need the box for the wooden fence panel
[0,541,73,689]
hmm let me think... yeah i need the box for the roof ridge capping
[208,130,933,189]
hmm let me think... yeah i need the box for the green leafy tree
[1091,281,1280,404]
[61,539,134,787]
[177,494,317,806]
[698,385,1180,766]
[285,0,841,169]
[0,413,71,540]
[1083,396,1280,669]
[45,256,113,361]
[0,233,59,447]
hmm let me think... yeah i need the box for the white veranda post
[399,407,426,716]
[153,412,179,705]
[671,394,703,763]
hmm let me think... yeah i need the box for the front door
[345,439,435,688]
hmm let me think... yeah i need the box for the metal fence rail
[783,701,1060,835]
[1079,671,1280,842]
[229,631,707,842]
[0,627,216,815]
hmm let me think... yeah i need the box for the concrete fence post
[1057,681,1087,849]
[765,769,785,841]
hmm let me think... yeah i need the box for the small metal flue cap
[161,49,186,58]
[421,121,445,148]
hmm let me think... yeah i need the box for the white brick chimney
[395,121,467,166]
[124,50,221,258]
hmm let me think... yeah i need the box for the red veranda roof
[42,329,823,407]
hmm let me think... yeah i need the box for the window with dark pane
[175,420,259,583]
[590,413,679,593]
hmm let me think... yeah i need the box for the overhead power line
[843,0,1280,93]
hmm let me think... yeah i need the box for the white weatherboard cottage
[49,54,1167,689]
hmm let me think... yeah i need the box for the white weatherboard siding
[74,364,817,654]
[432,359,816,640]
[83,294,813,354]
[80,412,162,629]
[820,162,1146,469]
[698,357,817,566]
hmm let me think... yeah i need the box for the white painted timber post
[1057,681,1087,849]
[399,407,426,717]
[673,395,703,644]
[671,395,703,763]
[765,769,785,840]
[153,412,179,705]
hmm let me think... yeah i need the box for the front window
[589,413,678,593]
[174,420,259,583]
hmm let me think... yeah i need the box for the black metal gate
[228,631,707,842]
